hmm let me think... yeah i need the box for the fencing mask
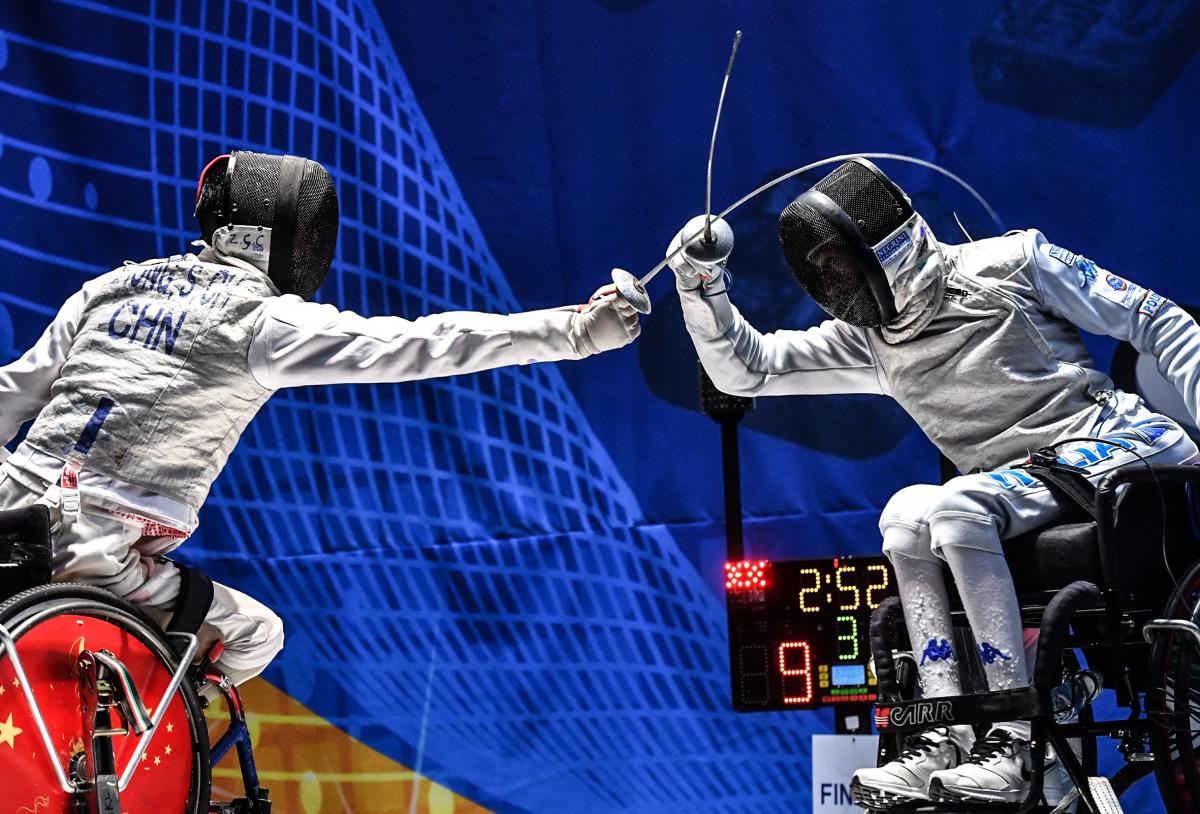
[195,150,339,300]
[778,158,915,327]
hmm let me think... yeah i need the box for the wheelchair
[869,462,1200,813]
[0,504,270,814]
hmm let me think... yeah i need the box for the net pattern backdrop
[0,1,814,811]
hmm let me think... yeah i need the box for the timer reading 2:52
[796,561,891,662]
[797,560,890,613]
[727,556,897,710]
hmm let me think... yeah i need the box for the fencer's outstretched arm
[1027,230,1200,425]
[677,278,886,397]
[249,290,639,389]
[667,222,886,398]
[0,288,88,458]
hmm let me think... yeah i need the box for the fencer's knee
[206,583,286,684]
[881,524,932,563]
[240,608,285,662]
[925,487,1002,558]
[261,611,285,658]
[880,484,943,563]
[216,611,284,685]
[880,484,943,530]
[251,613,286,674]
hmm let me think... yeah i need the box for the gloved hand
[570,283,641,356]
[666,214,733,290]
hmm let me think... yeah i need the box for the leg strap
[167,563,215,641]
[1022,450,1098,521]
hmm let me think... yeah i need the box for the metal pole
[721,419,744,562]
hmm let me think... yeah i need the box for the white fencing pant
[881,416,1198,737]
[0,465,283,684]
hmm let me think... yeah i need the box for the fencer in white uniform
[0,151,640,685]
[667,159,1200,808]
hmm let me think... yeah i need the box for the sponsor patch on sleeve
[1047,244,1077,267]
[1090,270,1143,309]
[1139,290,1167,318]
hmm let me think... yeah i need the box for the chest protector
[24,258,277,509]
[867,233,1113,473]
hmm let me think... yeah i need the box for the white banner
[812,734,880,812]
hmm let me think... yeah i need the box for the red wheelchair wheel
[0,583,210,813]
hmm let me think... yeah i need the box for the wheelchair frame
[870,464,1200,813]
[0,619,196,797]
[0,583,271,814]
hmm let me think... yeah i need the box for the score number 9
[798,563,890,612]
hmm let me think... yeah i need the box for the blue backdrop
[0,1,1197,811]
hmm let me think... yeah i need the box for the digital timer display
[726,555,897,711]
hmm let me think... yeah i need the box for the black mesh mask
[195,151,339,300]
[778,159,913,327]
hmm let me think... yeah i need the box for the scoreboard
[725,556,898,711]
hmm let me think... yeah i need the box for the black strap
[874,686,1044,732]
[1022,451,1099,521]
[167,564,215,642]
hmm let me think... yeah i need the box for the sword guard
[611,268,651,315]
[680,214,734,267]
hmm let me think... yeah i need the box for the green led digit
[835,614,859,661]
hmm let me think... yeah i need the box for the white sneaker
[1042,746,1075,811]
[850,727,971,810]
[929,726,1039,804]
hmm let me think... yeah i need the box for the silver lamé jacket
[679,222,1200,473]
[0,243,594,534]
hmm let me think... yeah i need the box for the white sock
[889,551,961,698]
[935,521,1027,693]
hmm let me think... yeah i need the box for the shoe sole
[849,777,928,811]
[928,776,1026,804]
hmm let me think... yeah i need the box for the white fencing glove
[570,283,641,356]
[665,215,732,290]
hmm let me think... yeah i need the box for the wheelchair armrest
[0,505,53,602]
[1095,463,1200,495]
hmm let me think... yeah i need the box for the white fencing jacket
[0,246,586,536]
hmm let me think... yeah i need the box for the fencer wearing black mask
[667,158,1200,808]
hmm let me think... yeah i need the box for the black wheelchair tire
[1148,559,1200,814]
[0,582,212,813]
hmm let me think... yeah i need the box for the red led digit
[778,640,813,704]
